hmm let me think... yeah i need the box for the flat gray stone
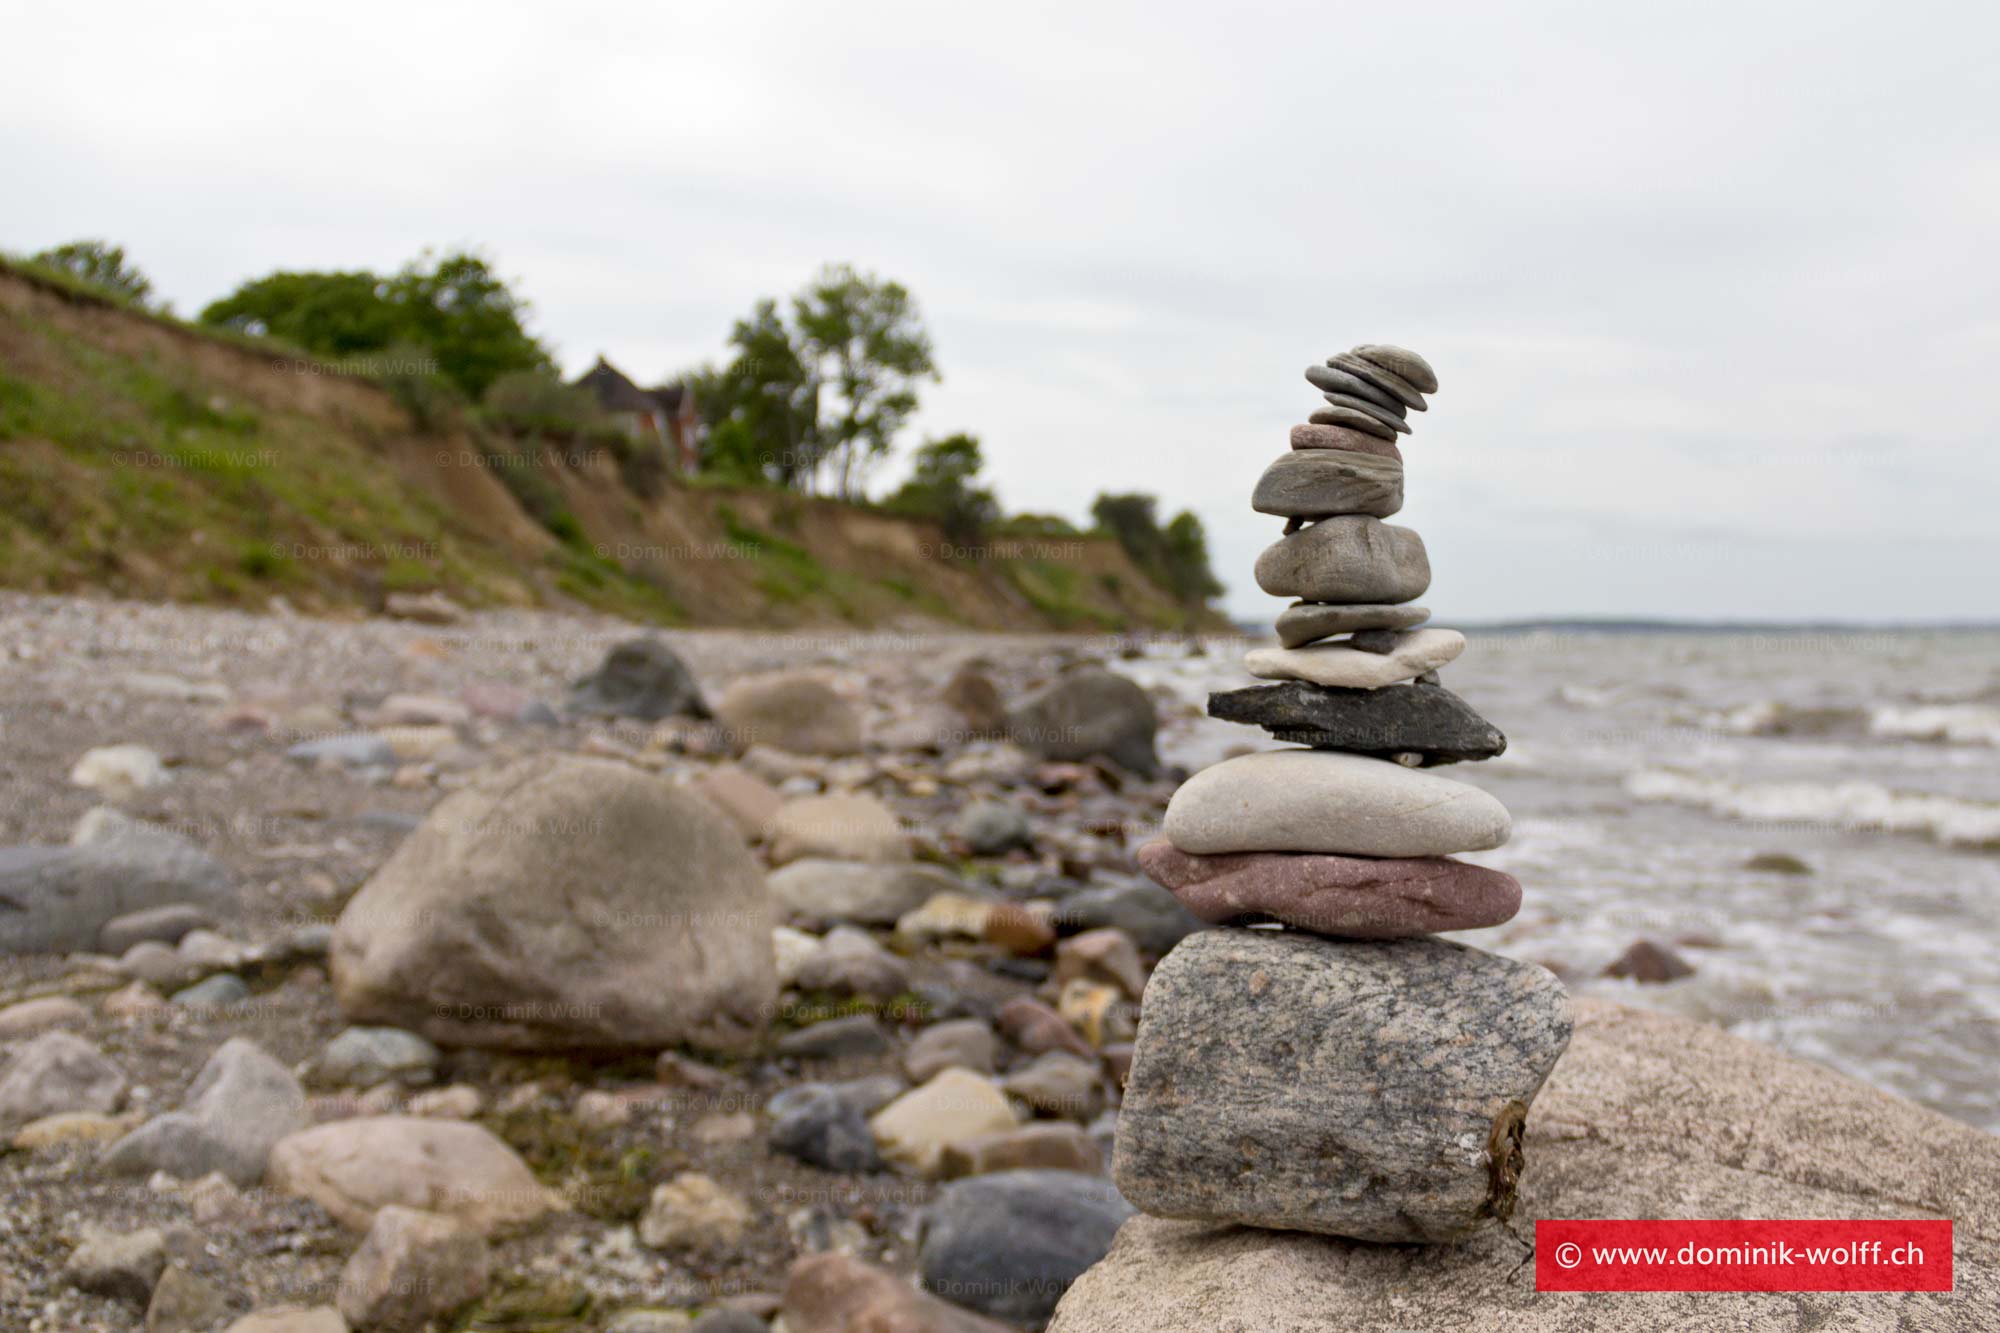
[0,813,233,956]
[1319,392,1411,435]
[316,1027,439,1086]
[767,860,958,927]
[1274,602,1430,646]
[1306,404,1397,439]
[1114,932,1571,1241]
[1053,998,2000,1332]
[777,1013,892,1060]
[1329,352,1427,410]
[1208,680,1506,765]
[1244,629,1464,689]
[286,734,395,768]
[1352,343,1438,393]
[1255,517,1429,605]
[1251,451,1403,520]
[1162,750,1510,857]
[1287,423,1401,459]
[1302,363,1405,414]
[171,973,248,1008]
[100,904,213,953]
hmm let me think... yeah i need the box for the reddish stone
[994,996,1094,1059]
[983,904,1056,955]
[1135,838,1520,939]
[1289,423,1403,462]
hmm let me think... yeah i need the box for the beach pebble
[1208,680,1505,766]
[0,1031,128,1132]
[1164,750,1511,857]
[1006,669,1160,778]
[1604,938,1696,983]
[1352,343,1439,393]
[918,1170,1133,1324]
[267,1116,562,1234]
[1244,629,1465,689]
[1304,362,1408,413]
[1251,450,1404,520]
[102,1037,307,1185]
[715,671,862,756]
[768,859,953,925]
[767,793,910,865]
[1288,423,1402,459]
[568,637,709,720]
[1255,517,1430,604]
[1330,351,1428,409]
[1137,838,1520,937]
[903,1018,999,1082]
[940,1122,1104,1178]
[1114,932,1570,1241]
[1275,601,1430,646]
[1319,392,1411,434]
[1306,403,1398,439]
[63,1224,166,1305]
[337,1205,489,1330]
[870,1069,1018,1178]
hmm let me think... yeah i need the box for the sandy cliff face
[0,263,1222,632]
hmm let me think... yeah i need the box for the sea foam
[1624,768,2000,849]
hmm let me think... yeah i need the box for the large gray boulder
[1114,931,1571,1242]
[0,810,233,956]
[102,1037,306,1185]
[0,1031,128,1133]
[1007,669,1160,777]
[330,755,776,1051]
[1053,998,2000,1331]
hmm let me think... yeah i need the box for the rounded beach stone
[1329,352,1428,410]
[1352,343,1439,393]
[1112,931,1571,1242]
[1287,424,1402,461]
[1162,750,1510,857]
[1135,838,1520,938]
[1255,517,1429,605]
[1303,363,1405,414]
[1243,628,1465,689]
[1307,404,1398,439]
[1251,451,1403,520]
[1274,601,1429,646]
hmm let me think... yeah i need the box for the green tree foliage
[1091,492,1221,612]
[482,368,607,434]
[686,299,819,486]
[30,240,157,307]
[793,264,938,499]
[199,251,549,398]
[885,434,1001,543]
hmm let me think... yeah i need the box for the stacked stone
[1113,345,1574,1245]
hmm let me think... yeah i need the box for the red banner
[1535,1219,1952,1292]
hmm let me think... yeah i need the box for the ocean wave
[1701,700,1868,738]
[1624,768,2000,849]
[1870,704,2000,747]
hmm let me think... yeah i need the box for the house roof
[573,356,663,414]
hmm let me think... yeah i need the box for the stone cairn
[1115,344,1575,1243]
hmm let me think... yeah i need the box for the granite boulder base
[1113,930,1571,1241]
[1163,750,1510,857]
[1255,517,1430,604]
[1207,680,1505,766]
[1136,839,1520,938]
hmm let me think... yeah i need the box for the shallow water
[1143,628,2000,1132]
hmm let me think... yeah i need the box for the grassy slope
[0,260,1223,632]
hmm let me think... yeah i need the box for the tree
[885,434,1000,543]
[1091,491,1221,614]
[686,299,820,486]
[383,251,550,398]
[199,250,550,398]
[31,240,156,307]
[792,264,937,499]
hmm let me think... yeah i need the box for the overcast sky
[5,1,1996,621]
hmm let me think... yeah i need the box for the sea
[1127,627,2000,1134]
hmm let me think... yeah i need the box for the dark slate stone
[918,1169,1134,1324]
[567,637,710,720]
[1207,681,1506,766]
[1007,669,1159,778]
[1057,880,1205,956]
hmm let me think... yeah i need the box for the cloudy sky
[6,0,1996,622]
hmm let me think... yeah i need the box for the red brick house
[573,356,699,470]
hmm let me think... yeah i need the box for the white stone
[1243,629,1465,689]
[1163,750,1510,857]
